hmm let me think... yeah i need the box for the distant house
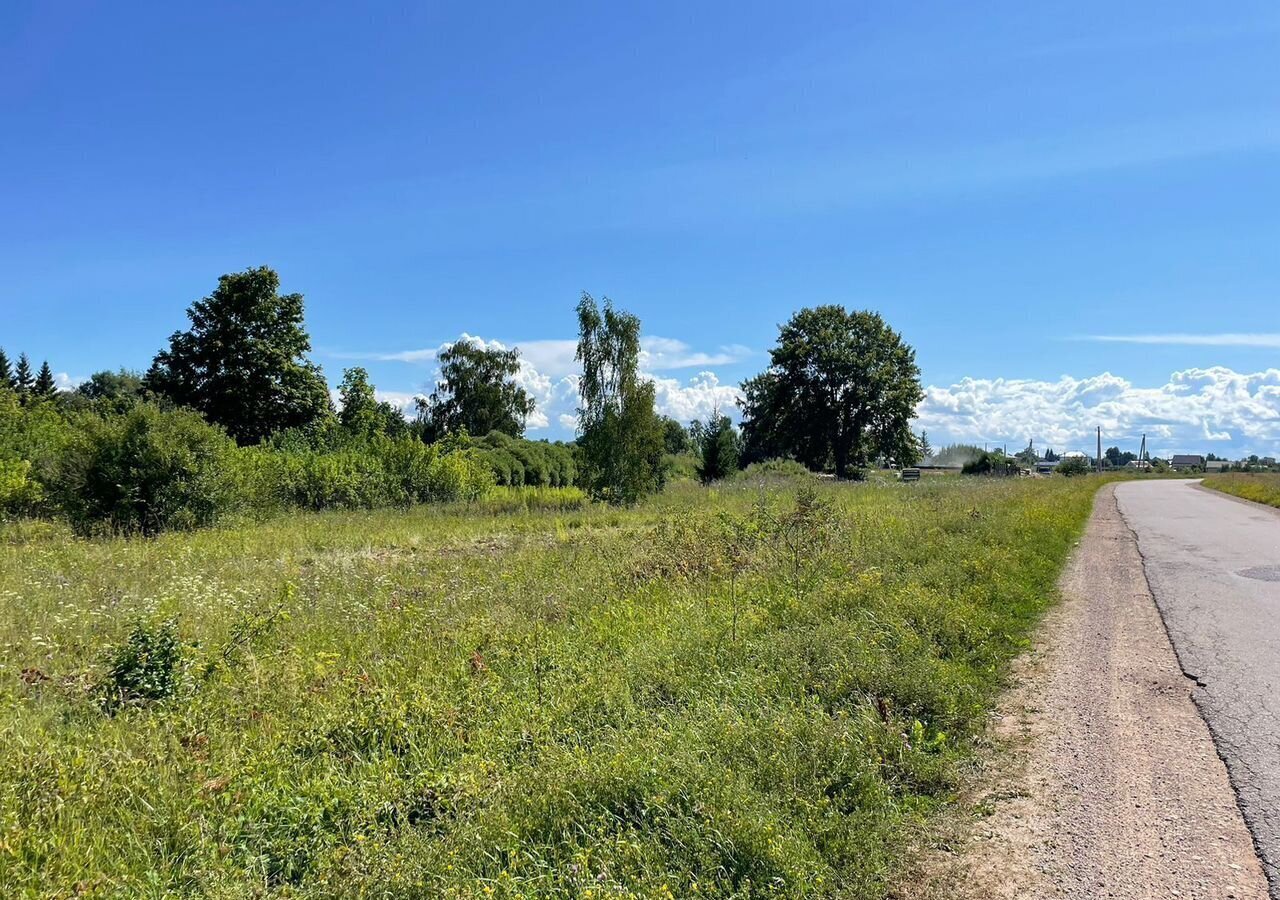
[1125,459,1152,470]
[1034,459,1057,475]
[1263,457,1277,467]
[1170,454,1205,471]
[1204,460,1231,473]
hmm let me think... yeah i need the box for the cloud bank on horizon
[916,367,1280,458]
[336,334,1280,459]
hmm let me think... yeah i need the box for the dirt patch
[912,485,1267,899]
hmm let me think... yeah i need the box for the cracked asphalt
[1117,480,1280,896]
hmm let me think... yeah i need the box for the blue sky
[2,2,1279,456]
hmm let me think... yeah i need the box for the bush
[0,391,75,514]
[418,444,494,502]
[0,459,42,516]
[1056,456,1091,477]
[739,458,813,480]
[255,437,493,511]
[58,403,242,535]
[97,619,184,713]
[1,396,495,533]
[962,451,1020,477]
[475,432,575,488]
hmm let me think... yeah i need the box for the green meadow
[2,475,1100,898]
[1202,473,1280,510]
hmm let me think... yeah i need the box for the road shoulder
[912,483,1267,899]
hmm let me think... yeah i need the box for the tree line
[0,350,58,402]
[2,266,926,532]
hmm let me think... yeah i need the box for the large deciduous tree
[338,367,407,439]
[659,416,691,455]
[77,370,145,407]
[740,306,923,478]
[144,267,331,444]
[417,339,534,440]
[575,293,665,504]
[337,367,380,437]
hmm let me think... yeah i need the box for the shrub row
[473,430,576,487]
[1,396,494,535]
[238,438,493,513]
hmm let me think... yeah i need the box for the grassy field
[1,476,1101,898]
[1202,473,1280,509]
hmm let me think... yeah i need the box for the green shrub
[0,459,41,515]
[96,618,184,712]
[738,458,813,480]
[475,432,576,488]
[273,446,398,510]
[664,451,699,482]
[258,437,493,511]
[58,403,242,535]
[1055,456,1090,476]
[962,450,1020,476]
[0,391,75,513]
[420,445,494,502]
[1,395,494,532]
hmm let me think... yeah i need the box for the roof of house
[1170,454,1205,466]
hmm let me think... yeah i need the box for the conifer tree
[33,361,57,399]
[14,353,34,396]
[0,348,12,390]
[695,411,741,483]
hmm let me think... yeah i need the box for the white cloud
[331,335,750,377]
[649,371,742,424]
[917,367,1280,457]
[640,337,752,370]
[512,340,579,378]
[374,390,422,415]
[1084,333,1280,348]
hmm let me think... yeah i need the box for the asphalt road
[1116,479,1280,895]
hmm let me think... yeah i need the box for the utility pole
[1097,426,1102,473]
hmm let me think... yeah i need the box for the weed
[96,618,184,712]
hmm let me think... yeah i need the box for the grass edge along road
[1202,472,1280,510]
[2,476,1101,898]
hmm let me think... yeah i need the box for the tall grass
[1202,473,1280,509]
[0,476,1100,897]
